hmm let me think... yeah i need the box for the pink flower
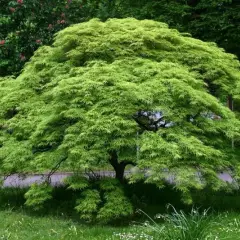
[17,0,23,4]
[0,40,5,45]
[20,54,26,61]
[48,24,53,29]
[36,39,41,44]
[10,7,16,12]
[60,20,65,24]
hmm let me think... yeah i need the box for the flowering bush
[1,0,137,76]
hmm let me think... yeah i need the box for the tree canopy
[0,18,240,217]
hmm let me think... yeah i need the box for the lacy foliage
[0,19,240,218]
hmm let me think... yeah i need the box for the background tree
[0,18,240,220]
[1,0,240,77]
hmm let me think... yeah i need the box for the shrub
[140,206,213,240]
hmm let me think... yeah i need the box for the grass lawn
[1,209,240,239]
[0,209,136,240]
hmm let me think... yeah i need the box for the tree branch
[84,168,100,180]
[132,116,151,131]
[120,160,137,167]
[133,111,167,132]
[46,156,68,183]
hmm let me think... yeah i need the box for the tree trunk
[109,151,125,182]
[109,150,136,182]
[115,162,126,182]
